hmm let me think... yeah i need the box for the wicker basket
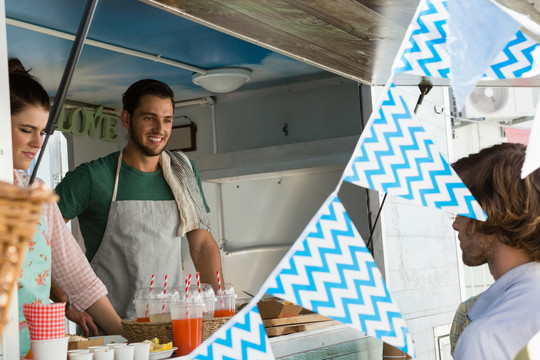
[121,316,232,345]
[0,180,57,338]
[202,316,231,342]
[122,319,174,344]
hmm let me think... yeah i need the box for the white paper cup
[30,336,69,360]
[114,345,135,360]
[128,342,151,360]
[89,345,111,352]
[92,348,115,360]
[68,353,93,360]
[68,349,91,354]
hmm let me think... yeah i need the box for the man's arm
[186,229,223,284]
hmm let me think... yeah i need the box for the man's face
[126,95,174,157]
[452,215,494,266]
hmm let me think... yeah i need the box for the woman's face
[11,105,49,170]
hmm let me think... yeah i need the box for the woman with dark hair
[9,58,123,354]
[452,142,540,359]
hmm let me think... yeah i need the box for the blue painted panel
[5,0,328,108]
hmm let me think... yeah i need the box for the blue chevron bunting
[393,0,540,80]
[393,0,450,78]
[343,82,486,221]
[485,30,540,79]
[190,305,274,360]
[265,194,415,356]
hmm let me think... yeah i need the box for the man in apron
[54,79,223,320]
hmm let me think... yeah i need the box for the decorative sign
[55,105,120,142]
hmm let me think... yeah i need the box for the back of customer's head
[452,142,540,261]
[122,79,174,115]
[8,57,50,116]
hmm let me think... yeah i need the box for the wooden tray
[263,314,340,337]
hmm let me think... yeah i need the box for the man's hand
[66,304,99,337]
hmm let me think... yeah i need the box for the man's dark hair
[122,79,174,114]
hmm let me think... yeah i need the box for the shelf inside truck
[269,323,382,359]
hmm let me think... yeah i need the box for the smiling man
[54,79,223,324]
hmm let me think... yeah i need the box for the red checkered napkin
[22,303,65,340]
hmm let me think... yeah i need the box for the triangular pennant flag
[394,0,540,82]
[522,94,540,178]
[190,304,274,360]
[447,0,521,110]
[484,30,540,80]
[393,0,450,78]
[264,194,415,357]
[342,82,486,221]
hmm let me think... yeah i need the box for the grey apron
[90,152,183,319]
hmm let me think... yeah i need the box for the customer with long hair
[8,57,123,354]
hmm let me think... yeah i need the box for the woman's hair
[8,57,50,115]
[452,142,540,260]
[122,78,174,115]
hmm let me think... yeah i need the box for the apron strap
[112,152,122,202]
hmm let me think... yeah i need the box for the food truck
[1,0,539,358]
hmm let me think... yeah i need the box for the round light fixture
[192,67,251,93]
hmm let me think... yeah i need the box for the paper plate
[149,347,178,359]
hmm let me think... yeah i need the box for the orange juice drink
[172,317,202,355]
[170,299,204,356]
[214,309,235,317]
[214,293,236,318]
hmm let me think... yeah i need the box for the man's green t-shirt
[55,151,209,261]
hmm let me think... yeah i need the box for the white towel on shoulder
[160,150,211,236]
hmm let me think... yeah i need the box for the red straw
[185,274,192,301]
[162,274,168,314]
[145,274,155,318]
[216,271,223,296]
[217,270,224,310]
[185,274,193,318]
[196,272,201,294]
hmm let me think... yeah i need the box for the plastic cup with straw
[214,270,235,317]
[135,274,154,322]
[148,274,170,322]
[171,273,203,356]
[216,270,224,315]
